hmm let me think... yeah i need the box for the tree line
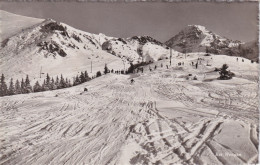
[0,62,148,97]
[0,70,91,97]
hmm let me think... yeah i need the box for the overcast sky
[0,2,258,42]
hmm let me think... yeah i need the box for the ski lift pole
[40,66,44,78]
[40,66,42,78]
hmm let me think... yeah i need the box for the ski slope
[0,53,258,164]
[0,10,43,42]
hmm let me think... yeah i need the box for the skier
[195,62,198,69]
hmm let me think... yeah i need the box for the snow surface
[0,10,43,42]
[0,19,125,83]
[0,53,258,164]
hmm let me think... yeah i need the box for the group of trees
[73,71,91,86]
[218,64,235,80]
[0,70,91,97]
[0,74,33,96]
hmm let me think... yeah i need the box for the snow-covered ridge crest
[0,18,124,81]
[102,35,178,63]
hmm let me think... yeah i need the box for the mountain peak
[165,24,241,54]
[187,25,208,33]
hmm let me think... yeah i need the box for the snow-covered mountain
[0,18,126,81]
[102,36,178,63]
[0,10,43,42]
[165,25,247,56]
[0,11,177,82]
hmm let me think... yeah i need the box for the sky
[0,1,258,42]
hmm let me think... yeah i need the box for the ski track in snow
[0,54,259,165]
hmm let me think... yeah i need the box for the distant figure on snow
[130,79,135,84]
[84,88,88,92]
[195,62,198,69]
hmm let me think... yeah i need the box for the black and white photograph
[0,1,259,164]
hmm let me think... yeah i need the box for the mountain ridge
[165,24,258,61]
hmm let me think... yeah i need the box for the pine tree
[33,81,42,92]
[24,75,32,93]
[68,79,72,87]
[8,78,15,95]
[73,75,80,86]
[21,78,25,94]
[84,71,90,81]
[96,71,102,77]
[55,76,60,89]
[46,73,51,89]
[65,78,69,87]
[60,74,66,88]
[219,64,234,80]
[15,79,21,94]
[0,74,8,96]
[80,72,86,83]
[42,79,48,91]
[50,78,56,90]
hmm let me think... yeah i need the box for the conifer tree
[0,74,8,96]
[68,79,72,87]
[55,76,60,89]
[15,79,21,94]
[21,78,25,94]
[60,74,66,88]
[33,81,42,92]
[50,77,56,90]
[8,78,15,95]
[46,73,51,89]
[42,79,46,91]
[24,75,32,93]
[73,75,81,86]
[84,71,90,81]
[96,71,102,77]
[80,72,86,83]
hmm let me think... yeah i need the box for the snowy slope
[102,36,179,63]
[0,10,43,42]
[0,18,125,82]
[0,53,258,165]
[165,25,242,55]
